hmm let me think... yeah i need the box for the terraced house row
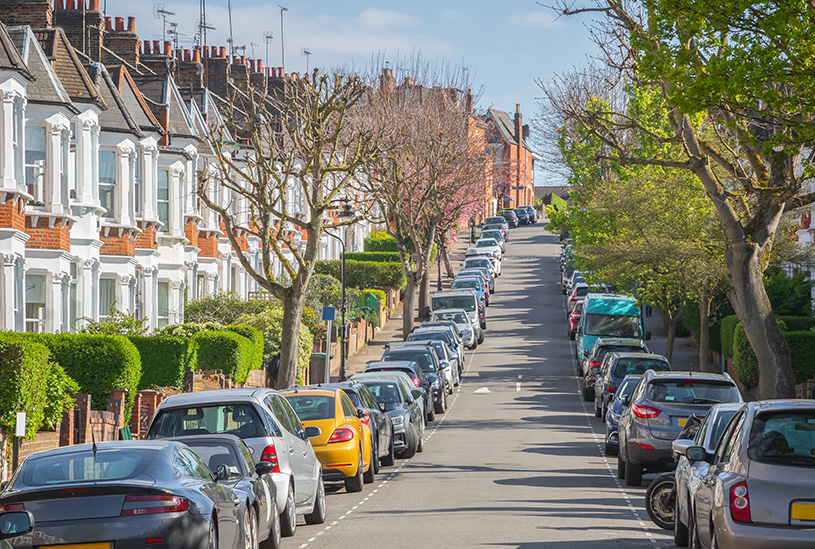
[0,0,373,334]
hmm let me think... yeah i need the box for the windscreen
[411,331,452,346]
[613,358,670,377]
[646,380,741,404]
[384,351,435,372]
[149,404,265,439]
[476,239,497,248]
[584,313,641,338]
[432,295,475,312]
[486,217,505,224]
[748,411,815,468]
[23,449,157,486]
[285,395,335,420]
[433,311,468,324]
[364,382,400,404]
[452,279,480,291]
[465,259,491,270]
[482,231,503,241]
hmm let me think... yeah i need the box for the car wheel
[259,504,281,549]
[279,483,297,537]
[207,518,218,549]
[400,426,417,458]
[363,443,376,484]
[604,442,616,456]
[477,332,484,344]
[645,475,676,530]
[417,430,424,453]
[569,331,576,340]
[381,434,395,466]
[435,390,446,414]
[304,477,326,525]
[243,505,258,549]
[674,496,689,547]
[371,438,380,474]
[624,457,643,487]
[594,401,602,418]
[344,446,364,493]
[427,402,436,422]
[617,452,626,479]
[582,386,593,402]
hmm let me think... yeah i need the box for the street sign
[15,412,26,437]
[322,306,336,321]
[512,186,524,190]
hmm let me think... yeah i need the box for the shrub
[157,322,223,338]
[237,308,314,385]
[81,307,148,335]
[225,325,264,372]
[764,269,812,316]
[35,333,141,417]
[185,292,278,324]
[129,336,195,390]
[732,324,759,389]
[720,315,740,359]
[305,274,342,312]
[345,252,401,263]
[785,331,815,384]
[364,232,398,252]
[0,335,78,438]
[364,288,388,308]
[777,316,815,332]
[193,331,255,384]
[314,260,406,290]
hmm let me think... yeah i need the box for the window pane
[99,150,116,217]
[25,125,46,202]
[157,170,169,199]
[99,278,115,317]
[25,274,46,333]
[158,281,169,327]
[157,169,169,232]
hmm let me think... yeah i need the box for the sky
[105,0,601,186]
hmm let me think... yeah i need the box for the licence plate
[43,544,112,549]
[792,503,815,521]
[676,418,688,427]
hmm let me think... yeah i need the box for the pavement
[289,223,682,549]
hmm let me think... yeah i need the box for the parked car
[432,289,486,331]
[349,370,427,422]
[580,362,604,402]
[581,336,650,377]
[479,229,507,252]
[617,371,743,486]
[0,440,250,549]
[146,388,323,537]
[522,205,538,223]
[671,403,741,547]
[405,335,460,390]
[169,434,285,547]
[482,223,510,241]
[281,387,374,493]
[499,210,519,228]
[464,253,501,277]
[353,377,426,458]
[567,282,589,314]
[484,215,509,230]
[594,352,671,419]
[411,325,464,368]
[382,342,448,417]
[568,300,583,340]
[604,374,642,455]
[431,308,478,349]
[680,400,815,549]
[454,269,491,305]
[473,238,503,260]
[320,381,396,469]
[513,208,529,225]
[364,360,435,421]
[576,293,649,369]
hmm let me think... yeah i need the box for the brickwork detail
[184,219,199,248]
[0,0,52,28]
[134,222,158,249]
[0,194,26,231]
[25,217,71,250]
[100,230,136,256]
[198,232,218,258]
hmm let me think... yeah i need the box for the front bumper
[713,507,815,549]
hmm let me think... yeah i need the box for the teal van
[575,294,649,371]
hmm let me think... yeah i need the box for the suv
[146,388,324,536]
[513,208,529,225]
[381,343,448,418]
[523,205,538,223]
[593,352,671,419]
[432,289,485,330]
[617,371,742,486]
[581,336,650,377]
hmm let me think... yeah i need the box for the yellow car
[282,387,374,492]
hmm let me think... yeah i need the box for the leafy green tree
[80,305,149,336]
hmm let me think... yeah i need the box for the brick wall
[100,231,136,256]
[0,194,26,231]
[18,426,60,462]
[184,219,199,248]
[54,0,104,62]
[205,53,229,99]
[102,16,139,66]
[25,218,71,250]
[0,0,52,28]
[231,57,249,92]
[198,232,218,258]
[135,222,158,249]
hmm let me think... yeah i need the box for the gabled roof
[131,73,198,143]
[485,108,518,146]
[107,65,164,136]
[0,21,30,79]
[31,28,105,109]
[7,25,75,111]
[87,62,140,137]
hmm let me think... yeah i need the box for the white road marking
[474,387,491,394]
[515,382,521,392]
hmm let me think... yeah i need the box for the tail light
[730,482,751,522]
[588,360,601,369]
[637,442,655,450]
[606,382,617,393]
[121,495,190,516]
[260,444,281,473]
[359,412,370,426]
[328,427,355,443]
[412,374,421,387]
[587,376,597,383]
[0,504,24,512]
[632,404,661,419]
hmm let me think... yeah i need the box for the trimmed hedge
[732,324,759,389]
[35,333,141,417]
[777,316,815,332]
[721,314,815,359]
[720,314,740,359]
[129,336,195,391]
[364,233,398,252]
[193,330,255,384]
[314,259,406,290]
[236,308,315,385]
[344,252,401,263]
[225,325,264,372]
[0,334,78,438]
[732,326,815,390]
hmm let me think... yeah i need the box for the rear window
[432,295,476,312]
[584,314,641,338]
[465,259,491,270]
[613,358,668,377]
[476,239,497,247]
[23,449,157,486]
[646,380,740,404]
[749,411,815,468]
[433,311,467,324]
[184,443,241,474]
[574,287,589,297]
[363,382,400,403]
[149,404,265,439]
[452,279,479,291]
[285,395,335,421]
[482,231,503,240]
[384,351,435,372]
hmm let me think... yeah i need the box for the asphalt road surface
[290,226,673,549]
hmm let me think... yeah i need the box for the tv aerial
[302,48,312,72]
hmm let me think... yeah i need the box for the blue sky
[108,0,600,185]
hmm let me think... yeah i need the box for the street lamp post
[326,201,356,381]
[436,237,442,291]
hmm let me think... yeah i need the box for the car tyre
[435,390,446,414]
[400,426,417,458]
[582,386,593,402]
[363,443,376,484]
[674,498,689,547]
[381,435,395,466]
[604,442,616,456]
[645,475,676,530]
[304,477,326,525]
[259,504,281,549]
[427,403,436,422]
[617,452,626,479]
[624,457,643,487]
[569,331,576,341]
[344,447,364,493]
[417,431,424,453]
[594,401,602,418]
[243,505,258,549]
[279,484,297,537]
[477,332,484,344]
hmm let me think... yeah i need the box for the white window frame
[25,124,47,204]
[98,149,117,218]
[157,168,170,232]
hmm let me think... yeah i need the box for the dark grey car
[355,377,426,459]
[594,352,671,418]
[617,371,742,486]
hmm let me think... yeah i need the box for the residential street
[289,226,674,548]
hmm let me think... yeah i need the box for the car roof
[644,370,734,382]
[431,308,468,315]
[747,399,815,412]
[608,352,668,361]
[432,289,478,297]
[167,433,244,446]
[351,371,413,383]
[159,388,273,407]
[365,360,417,368]
[280,387,336,397]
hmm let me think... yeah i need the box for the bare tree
[200,70,381,388]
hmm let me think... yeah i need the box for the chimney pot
[164,41,172,56]
[104,16,112,31]
[127,16,136,33]
[257,60,263,73]
[219,46,226,57]
[516,103,521,114]
[279,66,283,75]
[184,49,191,62]
[271,68,276,77]
[89,0,99,10]
[66,0,75,9]
[143,41,151,55]
[210,46,217,57]
[153,40,160,53]
[55,0,65,10]
[114,17,124,32]
[240,55,246,65]
[250,59,256,72]
[193,46,201,63]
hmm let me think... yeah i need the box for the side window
[259,398,283,437]
[237,441,256,469]
[397,382,410,403]
[714,412,745,464]
[361,387,378,409]
[183,449,214,480]
[340,393,356,418]
[279,397,304,435]
[267,395,295,434]
[174,451,193,477]
[632,379,647,402]
[695,413,711,445]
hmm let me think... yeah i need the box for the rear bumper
[714,508,815,549]
[314,441,359,479]
[625,438,674,469]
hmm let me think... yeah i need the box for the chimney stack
[103,14,141,67]
[53,0,104,61]
[206,49,231,98]
[379,68,395,93]
[231,55,250,91]
[514,103,523,143]
[0,0,53,29]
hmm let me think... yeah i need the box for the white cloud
[511,12,563,28]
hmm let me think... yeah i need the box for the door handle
[232,497,240,506]
[289,447,294,454]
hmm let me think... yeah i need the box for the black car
[0,440,248,549]
[522,205,538,223]
[364,360,433,421]
[499,210,519,228]
[321,381,396,469]
[353,377,426,459]
[513,208,529,225]
[382,343,447,417]
[170,434,283,549]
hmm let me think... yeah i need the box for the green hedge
[732,324,759,389]
[193,330,255,384]
[732,327,815,390]
[344,252,401,263]
[225,325,264,372]
[364,233,398,252]
[777,316,815,332]
[35,333,141,417]
[720,315,740,359]
[129,336,195,391]
[721,314,815,359]
[314,259,406,290]
[0,334,78,438]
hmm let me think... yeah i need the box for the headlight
[431,380,440,389]
[391,415,404,425]
[610,413,620,422]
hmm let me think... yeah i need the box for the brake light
[730,482,751,522]
[632,404,661,419]
[587,376,597,382]
[260,444,281,473]
[607,386,617,393]
[588,360,601,369]
[412,374,421,387]
[359,412,370,426]
[328,427,355,443]
[637,442,655,450]
[0,504,24,512]
[121,495,189,516]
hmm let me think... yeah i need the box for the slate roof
[7,26,75,110]
[31,28,105,109]
[0,21,30,79]
[486,108,519,146]
[87,63,141,136]
[132,74,198,144]
[107,65,163,136]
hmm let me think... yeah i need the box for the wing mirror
[304,426,321,438]
[0,510,34,539]
[379,402,386,412]
[685,446,707,462]
[214,464,229,481]
[618,394,631,406]
[255,461,276,476]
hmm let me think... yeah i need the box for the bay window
[157,168,170,231]
[25,125,46,204]
[98,149,116,217]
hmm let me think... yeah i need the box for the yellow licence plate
[792,503,815,521]
[43,544,112,549]
[676,418,688,427]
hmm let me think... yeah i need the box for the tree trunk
[418,270,431,319]
[402,272,417,339]
[726,241,795,398]
[657,304,683,363]
[441,241,455,278]
[277,291,305,389]
[698,296,716,373]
